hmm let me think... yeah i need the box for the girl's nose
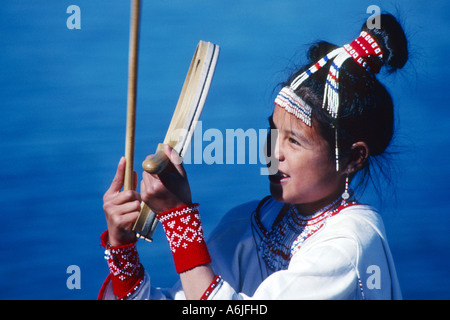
[273,133,284,162]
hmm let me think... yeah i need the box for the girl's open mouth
[269,171,290,184]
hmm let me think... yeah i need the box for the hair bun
[361,13,408,72]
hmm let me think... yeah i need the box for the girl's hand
[103,157,141,246]
[141,144,192,214]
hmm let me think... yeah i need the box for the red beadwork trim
[256,200,360,270]
[157,204,212,274]
[99,230,145,300]
[200,275,222,300]
[344,31,384,73]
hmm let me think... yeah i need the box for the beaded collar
[256,198,358,271]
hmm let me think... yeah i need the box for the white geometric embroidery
[158,205,204,253]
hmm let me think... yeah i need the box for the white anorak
[100,197,401,300]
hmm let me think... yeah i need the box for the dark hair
[285,13,408,195]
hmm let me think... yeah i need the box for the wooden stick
[124,0,141,191]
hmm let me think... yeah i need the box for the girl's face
[269,106,345,214]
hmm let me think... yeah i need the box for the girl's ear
[345,141,369,174]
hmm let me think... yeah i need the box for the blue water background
[0,0,449,299]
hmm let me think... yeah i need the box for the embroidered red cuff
[200,275,222,300]
[156,204,211,273]
[100,230,144,300]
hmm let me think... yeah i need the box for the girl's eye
[289,137,300,146]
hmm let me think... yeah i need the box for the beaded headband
[274,31,383,171]
[274,86,312,127]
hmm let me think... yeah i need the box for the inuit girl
[99,13,407,300]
